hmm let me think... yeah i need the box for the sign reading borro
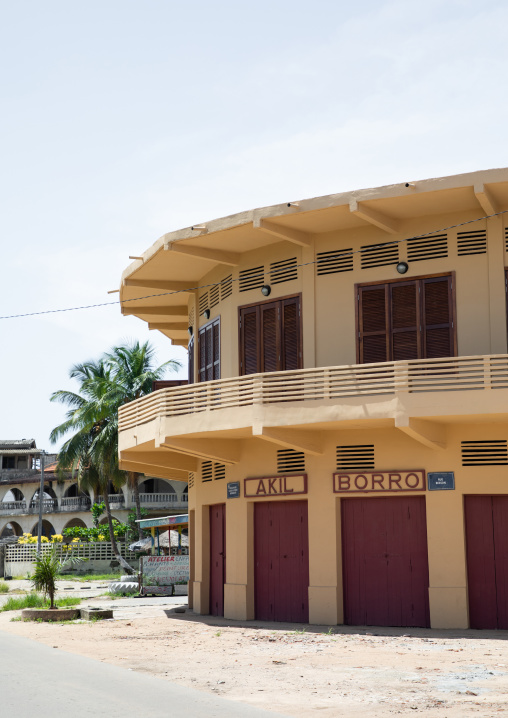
[333,470,426,493]
[141,555,190,594]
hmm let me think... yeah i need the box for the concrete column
[426,489,468,629]
[224,499,254,620]
[301,240,316,369]
[192,499,210,615]
[487,216,507,353]
[307,469,341,626]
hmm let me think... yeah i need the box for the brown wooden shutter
[260,302,279,372]
[240,295,302,375]
[281,296,301,370]
[213,320,220,380]
[188,336,195,384]
[205,323,214,381]
[357,275,455,363]
[390,281,420,361]
[198,326,206,382]
[421,276,454,358]
[358,285,389,363]
[198,318,221,382]
[240,305,260,375]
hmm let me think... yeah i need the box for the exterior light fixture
[396,262,409,274]
[191,225,207,231]
[404,183,415,188]
[261,285,271,297]
[287,201,300,207]
[204,309,211,320]
[188,326,194,336]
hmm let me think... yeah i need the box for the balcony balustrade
[96,494,126,506]
[60,497,92,512]
[118,354,508,432]
[138,493,188,509]
[28,499,58,514]
[0,493,187,518]
[0,500,27,516]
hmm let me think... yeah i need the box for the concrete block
[80,607,114,620]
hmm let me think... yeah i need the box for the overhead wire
[1,207,507,320]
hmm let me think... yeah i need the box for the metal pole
[37,451,45,554]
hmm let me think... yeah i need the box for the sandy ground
[1,583,508,717]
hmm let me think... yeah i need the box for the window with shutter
[197,317,220,382]
[239,295,302,375]
[357,274,455,363]
[188,335,195,384]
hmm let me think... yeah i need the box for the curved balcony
[118,354,508,448]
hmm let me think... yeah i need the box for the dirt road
[1,589,507,717]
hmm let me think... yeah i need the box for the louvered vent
[214,464,226,481]
[361,242,398,269]
[407,234,447,262]
[239,266,264,292]
[188,306,195,328]
[316,248,353,276]
[201,461,225,481]
[461,440,508,466]
[457,230,487,256]
[209,283,220,308]
[505,227,508,254]
[277,449,305,474]
[188,472,195,489]
[202,461,213,482]
[336,445,375,471]
[198,292,209,315]
[270,257,298,284]
[221,274,233,300]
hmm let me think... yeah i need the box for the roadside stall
[136,514,189,596]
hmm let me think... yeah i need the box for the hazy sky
[1,0,507,451]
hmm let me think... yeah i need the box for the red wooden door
[465,496,508,629]
[342,497,430,627]
[209,504,225,617]
[254,501,309,623]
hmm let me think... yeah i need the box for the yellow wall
[191,210,506,376]
[188,420,508,627]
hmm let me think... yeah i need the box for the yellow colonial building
[117,168,508,630]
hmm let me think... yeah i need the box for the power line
[1,208,507,320]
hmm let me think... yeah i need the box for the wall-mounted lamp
[203,309,211,320]
[396,262,409,274]
[261,285,271,297]
[191,225,207,231]
[404,182,415,188]
[188,326,194,336]
[287,201,300,208]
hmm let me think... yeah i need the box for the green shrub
[0,592,81,612]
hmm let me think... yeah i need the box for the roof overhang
[119,168,508,345]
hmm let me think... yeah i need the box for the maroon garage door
[254,501,309,623]
[342,497,430,627]
[465,496,508,629]
[210,504,225,617]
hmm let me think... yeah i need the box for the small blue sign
[227,481,241,498]
[428,472,455,491]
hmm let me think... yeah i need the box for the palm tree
[49,359,135,573]
[105,341,181,539]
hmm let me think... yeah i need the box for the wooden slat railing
[118,354,508,432]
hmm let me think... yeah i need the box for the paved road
[0,630,289,718]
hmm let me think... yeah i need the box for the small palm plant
[31,548,81,609]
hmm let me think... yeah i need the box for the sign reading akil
[333,470,425,493]
[244,474,307,497]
